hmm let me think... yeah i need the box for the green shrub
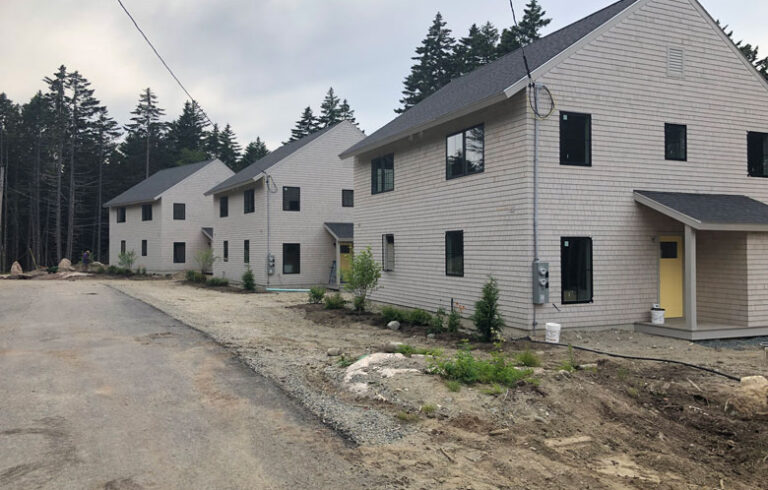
[95,265,106,274]
[429,307,446,333]
[324,292,346,310]
[118,250,137,270]
[344,247,381,312]
[515,350,541,368]
[194,247,217,273]
[395,344,442,357]
[107,265,119,275]
[308,286,326,304]
[381,306,406,324]
[186,270,206,283]
[472,277,504,342]
[447,309,462,333]
[429,349,535,387]
[46,265,58,274]
[241,267,255,292]
[406,309,433,326]
[136,267,147,276]
[337,354,357,368]
[420,403,437,415]
[352,295,366,312]
[206,277,229,288]
[445,380,462,392]
[559,345,577,372]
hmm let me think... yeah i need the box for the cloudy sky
[2,0,766,150]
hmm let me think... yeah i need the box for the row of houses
[106,0,768,340]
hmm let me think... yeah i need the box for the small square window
[660,241,677,259]
[283,187,300,211]
[561,237,593,304]
[173,203,186,220]
[382,234,395,271]
[371,154,394,194]
[560,112,591,166]
[665,124,687,161]
[445,231,464,277]
[141,240,147,257]
[223,241,229,262]
[244,189,255,214]
[173,242,186,264]
[142,204,153,221]
[748,131,768,178]
[220,196,229,217]
[283,243,300,274]
[342,189,354,207]
[244,240,250,264]
[117,207,126,223]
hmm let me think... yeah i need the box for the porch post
[335,242,341,287]
[684,225,697,331]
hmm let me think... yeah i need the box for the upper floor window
[560,112,591,166]
[446,125,485,179]
[117,207,126,223]
[665,124,687,161]
[748,131,768,178]
[342,189,354,207]
[561,237,593,304]
[382,234,395,271]
[244,189,255,214]
[445,230,464,277]
[173,203,186,220]
[142,204,152,221]
[220,196,229,217]
[371,154,394,194]
[283,186,300,211]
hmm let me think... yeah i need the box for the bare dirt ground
[98,279,767,488]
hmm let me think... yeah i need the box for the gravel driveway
[0,281,378,489]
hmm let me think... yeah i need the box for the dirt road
[0,281,378,489]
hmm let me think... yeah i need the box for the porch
[324,222,353,290]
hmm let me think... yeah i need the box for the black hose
[515,337,742,382]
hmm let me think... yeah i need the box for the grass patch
[626,386,639,398]
[337,354,357,368]
[445,380,462,392]
[514,349,541,367]
[324,292,346,310]
[481,384,505,396]
[420,403,437,415]
[430,350,536,387]
[396,411,420,423]
[395,344,442,358]
[206,277,229,288]
[558,345,578,372]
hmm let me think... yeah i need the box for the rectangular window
[748,131,768,177]
[371,154,394,194]
[561,237,593,304]
[117,207,126,223]
[244,240,250,264]
[446,125,485,179]
[342,189,354,207]
[173,203,186,220]
[445,231,464,277]
[283,243,300,274]
[665,124,687,161]
[120,240,126,254]
[282,186,300,211]
[560,112,592,166]
[142,204,152,221]
[141,240,147,257]
[220,196,229,217]
[173,242,186,264]
[244,189,255,214]
[223,241,229,262]
[382,234,395,271]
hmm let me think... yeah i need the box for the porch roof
[324,222,353,241]
[201,227,213,240]
[634,190,768,231]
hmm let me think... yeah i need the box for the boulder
[387,321,401,331]
[380,341,404,354]
[57,258,75,272]
[327,347,342,357]
[10,261,22,276]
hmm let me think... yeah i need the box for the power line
[115,0,215,128]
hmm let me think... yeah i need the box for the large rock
[57,258,74,272]
[10,261,22,276]
[387,321,401,331]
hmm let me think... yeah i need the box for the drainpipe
[532,82,541,334]
[265,173,271,287]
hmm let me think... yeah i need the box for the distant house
[205,121,364,288]
[104,159,234,273]
[341,0,768,340]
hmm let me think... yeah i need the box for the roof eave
[103,197,160,209]
[205,173,265,196]
[634,191,768,231]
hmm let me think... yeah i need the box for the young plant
[344,247,381,312]
[515,350,541,368]
[241,267,255,292]
[447,309,462,333]
[324,292,346,310]
[381,306,406,324]
[186,270,206,283]
[472,277,504,342]
[337,354,356,368]
[445,380,462,392]
[558,345,578,372]
[420,403,437,415]
[406,308,433,326]
[206,277,229,287]
[308,286,326,304]
[429,307,447,334]
[194,247,217,273]
[118,250,137,270]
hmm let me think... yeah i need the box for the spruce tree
[43,65,68,262]
[318,87,341,127]
[339,99,357,125]
[720,22,768,81]
[168,101,208,154]
[124,88,165,178]
[217,123,241,169]
[497,0,551,57]
[290,106,319,141]
[238,138,269,170]
[396,12,458,113]
[204,123,221,157]
[456,22,500,74]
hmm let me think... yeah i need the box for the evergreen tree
[456,22,500,74]
[124,88,165,179]
[290,106,319,141]
[204,123,221,157]
[92,108,120,262]
[339,99,357,125]
[497,0,551,57]
[217,123,241,168]
[318,87,342,127]
[43,65,68,261]
[720,22,768,81]
[238,138,269,171]
[168,101,208,155]
[396,12,458,113]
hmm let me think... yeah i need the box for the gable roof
[340,0,641,158]
[324,222,354,241]
[634,190,768,231]
[104,159,219,208]
[206,123,340,196]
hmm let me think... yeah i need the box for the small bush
[136,267,147,276]
[308,286,326,304]
[420,403,437,415]
[515,350,541,368]
[118,250,137,270]
[352,295,366,312]
[194,247,217,273]
[429,350,535,387]
[186,270,206,283]
[481,384,505,396]
[429,307,446,333]
[381,306,406,324]
[344,247,381,312]
[395,411,419,423]
[445,380,462,392]
[107,265,119,275]
[472,277,504,342]
[406,308,433,326]
[324,292,346,310]
[47,265,58,274]
[558,345,577,372]
[95,265,106,274]
[395,344,442,357]
[337,354,357,368]
[206,277,229,288]
[242,267,255,292]
[447,309,462,333]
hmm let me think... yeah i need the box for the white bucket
[651,308,665,325]
[545,323,561,344]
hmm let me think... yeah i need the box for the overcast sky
[2,0,767,150]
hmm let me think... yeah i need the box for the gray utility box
[532,260,550,304]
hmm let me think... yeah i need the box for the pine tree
[168,101,208,154]
[217,123,241,168]
[125,88,165,179]
[497,0,551,57]
[318,87,342,127]
[396,12,458,113]
[237,138,270,171]
[339,99,357,125]
[456,22,500,74]
[720,22,768,81]
[43,65,68,262]
[92,108,120,262]
[290,107,319,141]
[204,123,221,157]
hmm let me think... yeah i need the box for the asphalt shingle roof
[340,0,640,158]
[104,159,217,208]
[206,124,338,195]
[635,190,768,226]
[324,222,354,241]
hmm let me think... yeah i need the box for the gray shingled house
[341,0,768,339]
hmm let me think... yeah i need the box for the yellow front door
[659,235,683,318]
[339,243,353,283]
